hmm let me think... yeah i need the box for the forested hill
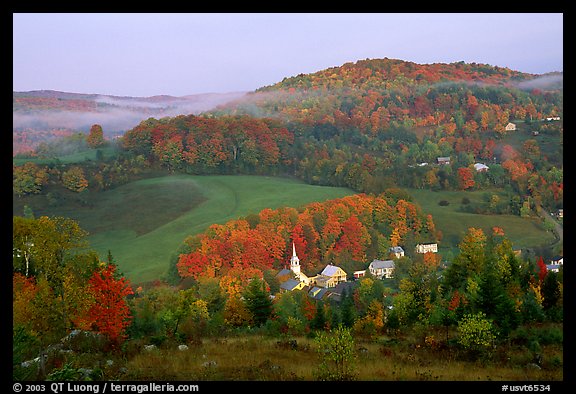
[259,58,539,91]
[216,58,562,135]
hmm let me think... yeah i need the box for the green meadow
[50,175,355,284]
[404,187,555,257]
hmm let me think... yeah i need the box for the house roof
[389,246,404,253]
[280,279,302,291]
[474,163,489,171]
[369,259,395,269]
[276,268,292,278]
[331,281,355,295]
[308,286,330,300]
[320,264,344,277]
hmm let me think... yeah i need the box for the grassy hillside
[27,175,354,283]
[404,187,555,257]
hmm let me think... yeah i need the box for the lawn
[69,175,354,283]
[404,188,555,257]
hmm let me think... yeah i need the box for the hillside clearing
[404,188,556,257]
[47,175,354,283]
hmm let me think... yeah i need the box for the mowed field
[33,175,355,284]
[404,187,556,257]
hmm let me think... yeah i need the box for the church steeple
[290,242,300,276]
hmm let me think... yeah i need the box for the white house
[415,243,438,254]
[505,122,517,131]
[368,259,395,279]
[474,163,489,172]
[389,246,405,259]
[545,256,563,273]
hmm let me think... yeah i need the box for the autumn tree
[457,167,475,190]
[13,216,89,288]
[13,163,49,197]
[443,227,487,291]
[62,166,89,192]
[82,263,134,344]
[87,124,105,148]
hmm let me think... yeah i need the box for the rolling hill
[13,90,246,155]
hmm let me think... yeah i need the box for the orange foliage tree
[81,264,134,344]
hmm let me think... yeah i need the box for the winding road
[536,204,563,250]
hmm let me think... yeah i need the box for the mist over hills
[13,90,247,131]
[13,58,562,156]
[13,90,247,154]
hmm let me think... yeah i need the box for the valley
[14,174,354,283]
[13,56,563,382]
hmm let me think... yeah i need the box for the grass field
[35,175,354,284]
[404,187,555,257]
[120,329,562,381]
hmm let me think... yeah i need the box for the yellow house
[279,278,307,292]
[314,265,347,288]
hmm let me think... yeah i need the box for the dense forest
[13,58,563,381]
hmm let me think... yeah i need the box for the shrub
[457,312,495,357]
[314,325,357,381]
[438,200,450,206]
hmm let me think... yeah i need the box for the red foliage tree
[536,256,548,283]
[457,167,475,190]
[85,264,134,344]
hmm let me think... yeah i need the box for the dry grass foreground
[123,333,562,381]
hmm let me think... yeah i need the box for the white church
[276,243,347,291]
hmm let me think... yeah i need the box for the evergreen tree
[541,271,562,321]
[476,260,519,337]
[340,288,356,328]
[311,301,326,330]
[243,278,273,326]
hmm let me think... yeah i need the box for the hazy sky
[13,13,563,97]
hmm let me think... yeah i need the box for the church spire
[290,241,300,275]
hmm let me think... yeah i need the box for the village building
[474,163,489,172]
[353,270,366,279]
[279,278,306,292]
[505,122,517,131]
[277,243,347,291]
[315,265,348,288]
[308,286,330,300]
[437,156,451,165]
[388,246,405,259]
[415,243,438,254]
[545,256,563,273]
[368,259,395,279]
[288,242,312,285]
[326,281,356,303]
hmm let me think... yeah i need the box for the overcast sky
[13,13,563,97]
